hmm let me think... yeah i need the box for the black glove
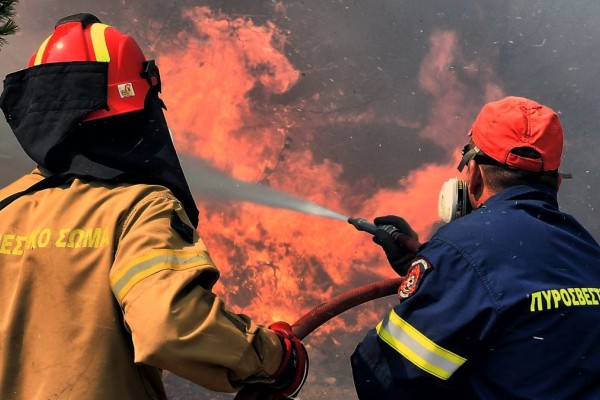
[372,215,419,276]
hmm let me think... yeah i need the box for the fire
[158,6,300,182]
[157,7,502,341]
[157,6,377,333]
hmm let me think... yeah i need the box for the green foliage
[0,0,19,48]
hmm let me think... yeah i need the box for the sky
[1,1,599,399]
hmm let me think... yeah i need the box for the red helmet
[29,13,160,121]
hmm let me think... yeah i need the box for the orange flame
[158,7,300,182]
[157,8,503,340]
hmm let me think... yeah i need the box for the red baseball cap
[469,96,563,171]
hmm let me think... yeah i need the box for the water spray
[179,154,348,221]
[182,156,423,400]
[182,155,420,251]
[181,153,422,248]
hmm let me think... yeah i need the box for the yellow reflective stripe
[89,23,110,62]
[376,309,466,380]
[111,249,213,302]
[33,35,52,66]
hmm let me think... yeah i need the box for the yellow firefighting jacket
[0,169,282,400]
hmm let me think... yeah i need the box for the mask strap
[457,145,481,172]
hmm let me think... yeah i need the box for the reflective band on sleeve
[89,23,111,62]
[376,309,466,380]
[111,249,214,303]
[33,35,52,66]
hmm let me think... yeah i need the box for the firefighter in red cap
[0,13,307,399]
[352,96,600,398]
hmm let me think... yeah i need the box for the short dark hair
[477,147,560,190]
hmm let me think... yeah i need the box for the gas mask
[437,177,472,223]
[437,141,480,223]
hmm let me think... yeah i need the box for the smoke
[2,1,600,399]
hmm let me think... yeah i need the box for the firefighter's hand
[260,321,309,399]
[373,215,419,276]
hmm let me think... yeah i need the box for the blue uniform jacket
[351,184,600,399]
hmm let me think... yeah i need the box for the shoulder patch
[398,258,432,301]
[170,209,195,244]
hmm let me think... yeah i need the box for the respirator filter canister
[437,178,472,223]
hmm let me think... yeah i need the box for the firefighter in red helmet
[0,13,307,400]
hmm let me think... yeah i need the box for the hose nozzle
[348,216,421,254]
[347,217,378,235]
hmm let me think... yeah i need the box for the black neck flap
[0,62,199,227]
[0,62,109,166]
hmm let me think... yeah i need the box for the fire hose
[234,217,421,400]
